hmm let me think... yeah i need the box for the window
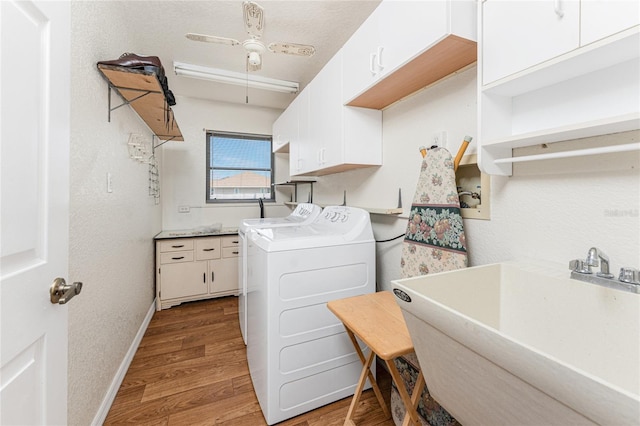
[206,131,274,203]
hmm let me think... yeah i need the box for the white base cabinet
[156,235,239,310]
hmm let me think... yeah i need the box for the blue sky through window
[211,136,271,173]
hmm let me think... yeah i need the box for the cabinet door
[292,88,314,175]
[160,261,207,300]
[342,8,382,103]
[581,1,640,46]
[272,104,297,153]
[209,257,239,294]
[482,0,579,85]
[377,0,448,73]
[309,53,343,171]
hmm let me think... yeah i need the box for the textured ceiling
[115,1,381,109]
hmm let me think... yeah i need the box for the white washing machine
[238,203,322,344]
[246,206,376,425]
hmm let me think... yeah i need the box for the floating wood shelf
[284,201,402,216]
[97,64,183,142]
[346,35,477,110]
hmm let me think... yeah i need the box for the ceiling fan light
[248,51,261,66]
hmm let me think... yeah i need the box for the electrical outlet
[178,206,190,213]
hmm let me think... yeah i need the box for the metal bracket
[152,136,177,150]
[107,85,153,123]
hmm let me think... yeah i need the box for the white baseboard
[91,298,156,426]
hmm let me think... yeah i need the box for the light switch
[107,172,113,193]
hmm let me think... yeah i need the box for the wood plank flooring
[105,296,395,425]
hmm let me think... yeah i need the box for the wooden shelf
[346,35,477,110]
[284,201,402,216]
[97,64,183,141]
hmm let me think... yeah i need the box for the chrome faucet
[585,247,614,278]
[569,247,640,294]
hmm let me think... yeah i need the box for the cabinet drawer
[159,239,194,252]
[222,235,240,248]
[222,246,240,258]
[196,238,221,260]
[160,251,194,264]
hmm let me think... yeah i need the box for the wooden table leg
[401,370,425,426]
[345,329,391,419]
[344,348,376,426]
[386,358,421,426]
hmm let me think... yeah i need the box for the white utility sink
[392,261,640,425]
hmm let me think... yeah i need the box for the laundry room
[1,1,638,425]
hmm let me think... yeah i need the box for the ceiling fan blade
[186,33,240,46]
[268,42,316,57]
[243,1,264,39]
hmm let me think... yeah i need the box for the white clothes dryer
[238,203,322,344]
[246,206,375,425]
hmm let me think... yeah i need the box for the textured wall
[69,3,161,425]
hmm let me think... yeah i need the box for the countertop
[154,227,239,240]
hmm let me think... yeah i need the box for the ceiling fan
[185,1,316,72]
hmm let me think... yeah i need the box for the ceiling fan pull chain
[246,61,249,104]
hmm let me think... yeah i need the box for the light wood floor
[105,296,395,425]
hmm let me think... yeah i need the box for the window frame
[205,130,275,204]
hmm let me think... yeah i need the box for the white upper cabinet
[272,101,297,153]
[581,1,640,46]
[482,0,580,85]
[308,53,343,173]
[294,51,382,176]
[342,9,382,106]
[343,0,477,109]
[478,0,640,176]
[376,0,449,72]
[288,88,310,176]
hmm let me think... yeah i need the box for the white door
[1,1,71,425]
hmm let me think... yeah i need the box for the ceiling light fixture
[173,62,299,94]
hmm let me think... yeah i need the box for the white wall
[314,66,640,291]
[69,3,161,425]
[161,96,290,230]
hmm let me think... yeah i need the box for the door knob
[50,277,83,304]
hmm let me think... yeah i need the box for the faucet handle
[619,267,640,285]
[569,259,592,274]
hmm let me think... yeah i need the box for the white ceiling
[116,1,381,110]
